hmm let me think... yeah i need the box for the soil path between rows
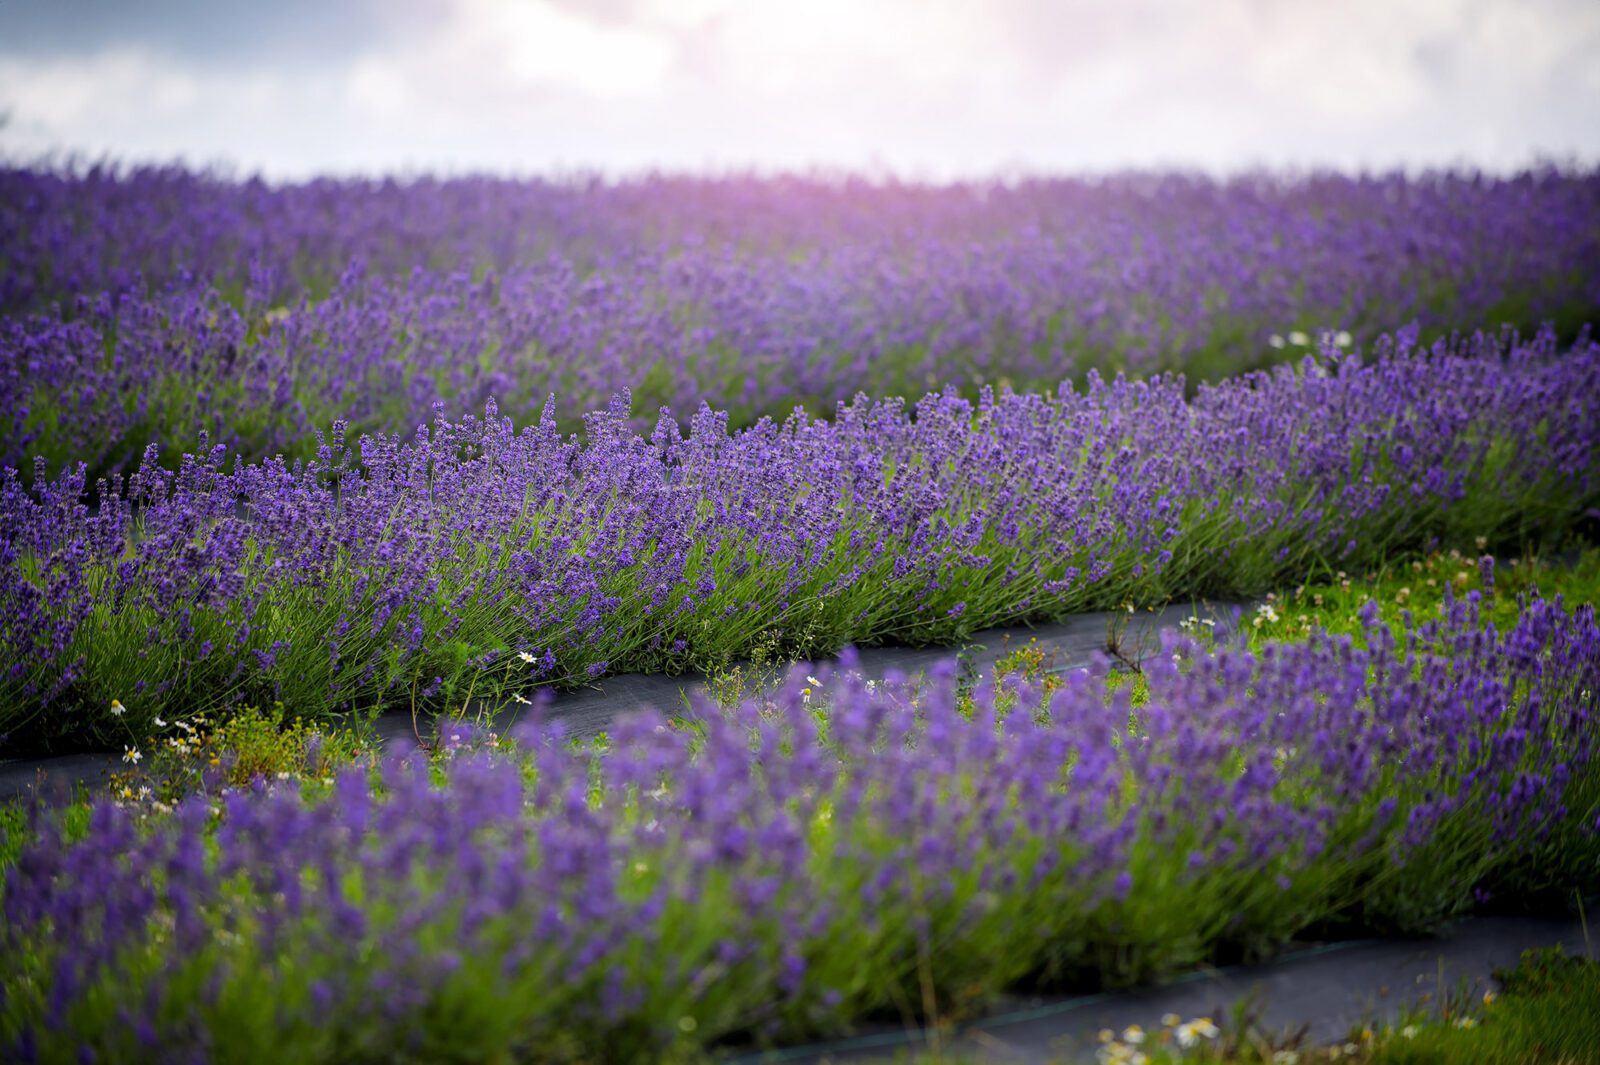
[744,911,1595,1064]
[1,600,1245,804]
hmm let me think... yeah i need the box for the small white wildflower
[1268,333,1286,348]
[512,692,532,705]
[110,699,126,717]
[806,675,822,687]
[1400,1025,1418,1038]
[1161,1013,1181,1028]
[122,745,142,765]
[1121,1024,1145,1044]
[1289,330,1309,346]
[154,716,167,727]
[518,651,535,664]
[1334,330,1353,347]
[1455,1016,1477,1029]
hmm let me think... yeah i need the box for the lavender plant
[3,166,1597,472]
[3,328,1595,750]
[2,593,1594,1063]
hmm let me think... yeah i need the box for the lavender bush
[3,166,1597,472]
[3,327,1595,750]
[3,593,1595,1063]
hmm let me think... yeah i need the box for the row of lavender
[15,165,1597,319]
[4,328,1595,751]
[4,166,1598,473]
[5,594,1596,1062]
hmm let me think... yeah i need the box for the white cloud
[1,0,1596,177]
[0,49,197,129]
[454,0,674,98]
[347,54,411,122]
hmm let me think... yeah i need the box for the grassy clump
[1244,546,1600,647]
[99,703,380,809]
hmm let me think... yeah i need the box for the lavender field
[3,166,1600,749]
[6,597,1598,1061]
[2,165,1599,1063]
[4,166,1598,473]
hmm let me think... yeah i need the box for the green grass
[1373,945,1600,1064]
[1240,546,1600,649]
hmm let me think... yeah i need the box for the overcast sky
[1,0,1596,179]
